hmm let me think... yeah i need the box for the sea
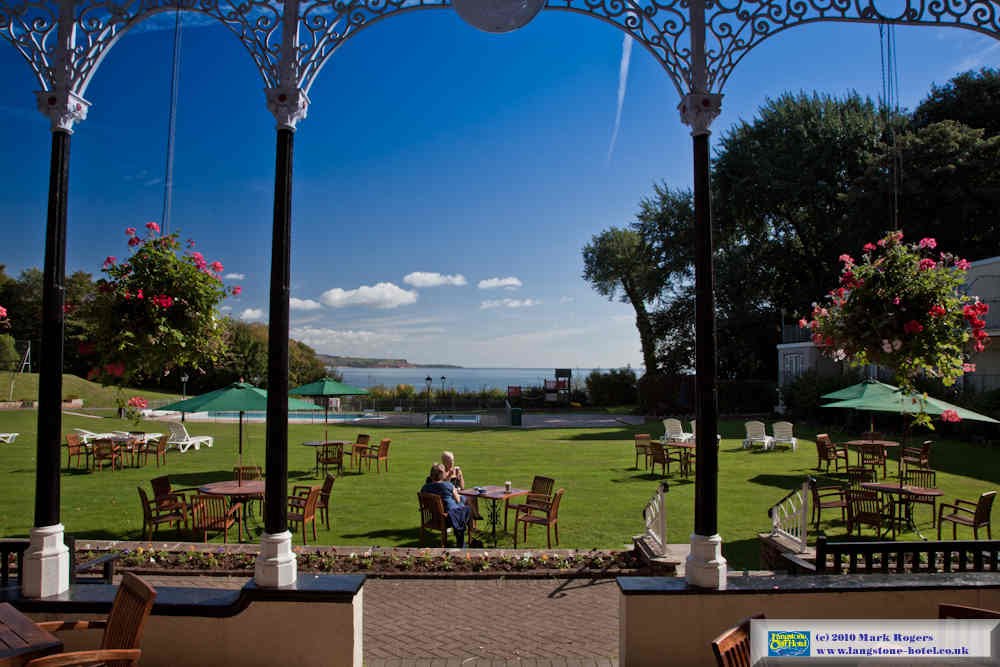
[332,367,633,393]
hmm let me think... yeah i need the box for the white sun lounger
[0,433,18,444]
[167,422,213,452]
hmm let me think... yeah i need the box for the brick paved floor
[138,575,619,666]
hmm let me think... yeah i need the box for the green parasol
[821,378,900,402]
[824,390,999,423]
[289,377,369,422]
[159,382,322,471]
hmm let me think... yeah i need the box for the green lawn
[1,373,180,408]
[0,408,996,569]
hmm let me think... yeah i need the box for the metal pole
[263,127,293,535]
[34,129,71,528]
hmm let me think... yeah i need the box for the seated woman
[442,450,480,520]
[420,463,472,548]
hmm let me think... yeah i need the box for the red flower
[838,254,854,266]
[798,318,809,329]
[126,396,148,409]
[963,363,976,373]
[125,227,136,236]
[956,259,971,270]
[128,237,141,247]
[862,243,876,252]
[940,409,961,423]
[103,256,116,268]
[0,305,8,319]
[103,361,125,378]
[232,286,242,296]
[145,221,161,233]
[151,295,174,308]
[135,289,144,300]
[903,320,924,335]
[928,305,946,318]
[210,261,224,274]
[918,258,936,271]
[918,237,937,249]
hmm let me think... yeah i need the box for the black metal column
[34,129,71,528]
[264,128,293,535]
[692,131,719,538]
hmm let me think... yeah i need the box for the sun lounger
[167,422,213,453]
[0,433,17,444]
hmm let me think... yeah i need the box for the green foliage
[84,224,236,385]
[0,334,16,371]
[807,231,987,422]
[585,367,637,406]
[913,67,1000,138]
[782,370,862,421]
[289,339,327,387]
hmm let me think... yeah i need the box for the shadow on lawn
[339,527,423,547]
[724,537,764,571]
[746,474,810,491]
[165,470,238,486]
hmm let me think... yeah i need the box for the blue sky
[0,9,996,368]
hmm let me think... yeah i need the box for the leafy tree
[0,268,42,351]
[913,68,1000,138]
[585,367,638,406]
[582,228,660,373]
[0,334,16,371]
[289,339,327,387]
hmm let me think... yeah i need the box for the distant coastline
[317,354,462,369]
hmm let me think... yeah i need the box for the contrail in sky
[607,34,633,162]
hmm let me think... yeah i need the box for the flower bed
[78,545,665,579]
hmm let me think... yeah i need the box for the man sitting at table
[421,463,472,548]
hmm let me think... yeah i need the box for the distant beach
[333,367,635,392]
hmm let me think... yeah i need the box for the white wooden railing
[642,482,669,557]
[768,479,810,552]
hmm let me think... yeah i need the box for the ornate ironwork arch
[706,0,1000,92]
[0,0,60,89]
[296,0,691,97]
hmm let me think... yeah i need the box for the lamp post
[425,376,433,428]
[180,373,189,422]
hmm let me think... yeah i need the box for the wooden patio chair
[938,491,996,540]
[92,439,121,472]
[190,494,242,543]
[315,442,344,476]
[858,443,888,479]
[809,478,847,530]
[504,475,555,531]
[149,475,197,513]
[711,613,765,667]
[288,486,322,545]
[418,492,451,548]
[901,440,932,471]
[233,465,263,482]
[938,603,1000,619]
[846,488,895,538]
[137,487,187,540]
[633,434,652,471]
[294,474,335,529]
[902,467,938,526]
[31,572,156,667]
[846,466,877,488]
[65,433,91,471]
[346,433,371,469]
[815,434,848,473]
[359,438,391,473]
[514,488,564,548]
[143,433,169,468]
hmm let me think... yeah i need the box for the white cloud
[220,305,233,312]
[290,326,405,356]
[956,41,1000,71]
[290,298,322,311]
[403,271,467,288]
[477,276,523,290]
[224,273,245,280]
[320,282,418,309]
[240,308,264,322]
[560,296,575,304]
[480,298,541,309]
[607,34,633,161]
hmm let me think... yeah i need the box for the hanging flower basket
[802,231,988,396]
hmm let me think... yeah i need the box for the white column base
[254,530,297,588]
[22,524,70,598]
[686,532,728,590]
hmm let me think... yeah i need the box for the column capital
[678,92,722,136]
[35,90,90,133]
[266,87,309,131]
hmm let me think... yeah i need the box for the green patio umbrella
[821,378,900,402]
[289,377,369,423]
[159,382,322,471]
[824,389,999,423]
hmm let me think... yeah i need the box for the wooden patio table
[860,481,943,539]
[199,480,265,541]
[0,602,62,667]
[458,485,530,546]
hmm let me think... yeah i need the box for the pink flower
[232,286,242,296]
[893,297,901,305]
[128,237,141,247]
[0,305,7,319]
[798,318,809,329]
[963,363,977,373]
[877,238,887,247]
[918,237,937,249]
[136,289,144,300]
[103,361,125,378]
[974,340,986,352]
[210,261,224,274]
[126,396,148,409]
[940,409,961,423]
[918,258,936,271]
[145,221,160,233]
[928,304,946,318]
[956,258,971,270]
[125,227,136,236]
[862,243,876,252]
[152,295,174,308]
[903,319,924,335]
[103,256,116,268]
[838,254,854,266]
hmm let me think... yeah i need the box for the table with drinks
[458,482,529,546]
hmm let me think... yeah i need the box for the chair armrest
[954,499,979,509]
[27,648,141,667]
[226,502,243,519]
[291,485,311,497]
[288,496,306,510]
[815,486,844,501]
[940,502,974,516]
[35,619,108,633]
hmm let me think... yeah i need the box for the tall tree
[913,68,1000,138]
[582,228,660,373]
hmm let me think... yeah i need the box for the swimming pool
[203,411,383,423]
[429,414,481,425]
